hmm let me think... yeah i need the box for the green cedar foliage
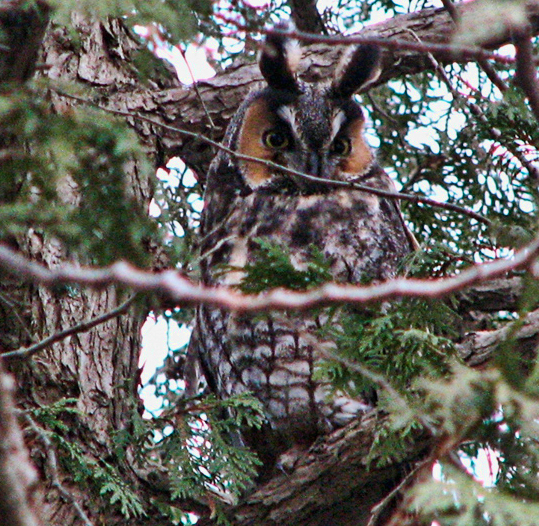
[30,399,146,519]
[410,365,539,526]
[28,393,264,522]
[127,393,263,516]
[0,89,158,265]
[238,238,332,293]
[319,298,457,396]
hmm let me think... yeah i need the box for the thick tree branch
[458,308,539,367]
[196,412,433,526]
[456,277,523,313]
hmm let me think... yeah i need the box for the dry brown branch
[458,308,539,367]
[514,26,539,123]
[265,26,512,63]
[0,235,538,312]
[214,14,514,64]
[288,0,327,34]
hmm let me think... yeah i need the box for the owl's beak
[304,152,322,178]
[289,152,333,194]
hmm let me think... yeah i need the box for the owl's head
[232,27,382,194]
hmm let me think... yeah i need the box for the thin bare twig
[0,234,538,312]
[2,295,137,362]
[214,16,515,64]
[514,27,539,123]
[22,413,94,526]
[55,90,491,225]
[367,456,432,526]
[177,46,216,130]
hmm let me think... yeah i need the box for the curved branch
[0,235,537,312]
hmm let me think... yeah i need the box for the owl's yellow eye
[262,129,290,150]
[331,136,352,156]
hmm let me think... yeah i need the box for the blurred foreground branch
[0,238,538,312]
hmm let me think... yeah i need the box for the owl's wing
[183,328,205,398]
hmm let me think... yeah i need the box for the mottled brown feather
[188,33,416,477]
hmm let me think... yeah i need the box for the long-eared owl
[190,28,416,471]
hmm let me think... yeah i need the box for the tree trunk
[1,10,158,525]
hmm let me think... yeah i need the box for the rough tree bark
[1,2,538,526]
[0,7,161,526]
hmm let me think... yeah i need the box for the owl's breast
[202,185,411,287]
[196,182,412,455]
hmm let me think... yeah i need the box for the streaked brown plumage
[189,27,416,473]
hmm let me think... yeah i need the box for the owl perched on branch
[189,27,416,474]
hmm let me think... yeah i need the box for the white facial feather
[331,109,346,141]
[276,105,299,136]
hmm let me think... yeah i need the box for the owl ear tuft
[259,24,301,93]
[331,44,382,99]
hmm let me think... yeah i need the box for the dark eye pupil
[263,130,288,149]
[332,137,350,155]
